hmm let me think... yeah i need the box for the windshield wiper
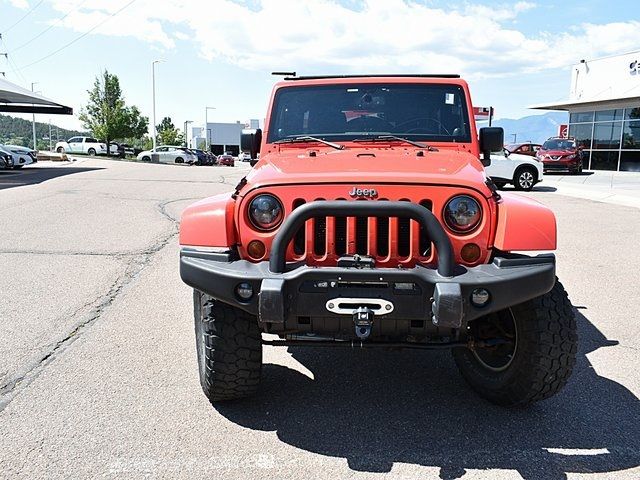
[353,134,433,150]
[273,135,344,150]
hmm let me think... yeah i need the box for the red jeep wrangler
[180,75,576,407]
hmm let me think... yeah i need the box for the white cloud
[7,0,29,8]
[48,0,640,79]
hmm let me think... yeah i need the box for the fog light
[461,243,481,263]
[236,282,254,301]
[471,288,490,307]
[247,240,266,259]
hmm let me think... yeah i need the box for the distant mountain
[0,114,87,149]
[492,112,568,145]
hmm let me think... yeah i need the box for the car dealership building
[532,51,640,172]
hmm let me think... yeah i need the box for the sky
[1,0,639,132]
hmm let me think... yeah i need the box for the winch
[353,306,375,340]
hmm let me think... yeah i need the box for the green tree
[156,116,183,145]
[79,70,148,155]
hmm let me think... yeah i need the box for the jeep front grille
[287,198,434,266]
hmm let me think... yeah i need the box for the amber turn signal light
[460,243,481,263]
[247,240,266,260]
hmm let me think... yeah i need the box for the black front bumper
[181,249,556,329]
[180,200,555,330]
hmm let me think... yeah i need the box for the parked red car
[536,137,583,174]
[505,143,542,157]
[216,154,235,167]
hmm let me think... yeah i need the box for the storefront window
[624,106,640,120]
[622,120,640,149]
[568,123,592,149]
[569,111,594,123]
[620,151,640,172]
[593,122,622,149]
[595,109,623,121]
[590,151,619,171]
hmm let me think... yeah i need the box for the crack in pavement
[0,196,200,412]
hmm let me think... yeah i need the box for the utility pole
[184,120,193,148]
[205,106,216,150]
[31,82,38,150]
[151,60,164,151]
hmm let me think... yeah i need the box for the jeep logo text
[349,187,378,198]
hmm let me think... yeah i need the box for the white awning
[530,95,640,111]
[0,77,72,115]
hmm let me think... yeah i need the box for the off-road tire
[193,290,262,403]
[452,280,577,407]
[513,166,537,191]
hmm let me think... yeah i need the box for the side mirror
[241,128,262,161]
[479,127,504,167]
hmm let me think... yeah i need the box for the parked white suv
[485,148,544,191]
[55,136,108,156]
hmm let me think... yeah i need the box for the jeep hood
[244,147,491,197]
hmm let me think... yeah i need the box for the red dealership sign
[558,124,568,138]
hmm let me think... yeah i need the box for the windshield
[542,139,576,150]
[267,83,471,143]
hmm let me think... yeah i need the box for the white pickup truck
[55,136,108,156]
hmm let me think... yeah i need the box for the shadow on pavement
[0,166,104,190]
[217,310,639,479]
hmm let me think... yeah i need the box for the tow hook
[353,306,374,340]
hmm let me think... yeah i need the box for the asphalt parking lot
[1,159,639,479]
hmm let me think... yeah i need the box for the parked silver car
[0,144,36,169]
[136,146,198,165]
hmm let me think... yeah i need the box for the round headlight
[443,195,482,233]
[248,194,283,230]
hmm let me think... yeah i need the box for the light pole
[205,106,216,150]
[511,133,517,143]
[31,82,38,150]
[184,120,193,148]
[152,60,164,151]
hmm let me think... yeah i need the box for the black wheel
[194,291,262,403]
[13,165,24,169]
[493,181,506,189]
[88,148,96,156]
[514,167,537,191]
[56,147,64,153]
[452,280,577,407]
[142,156,150,162]
[175,157,184,164]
